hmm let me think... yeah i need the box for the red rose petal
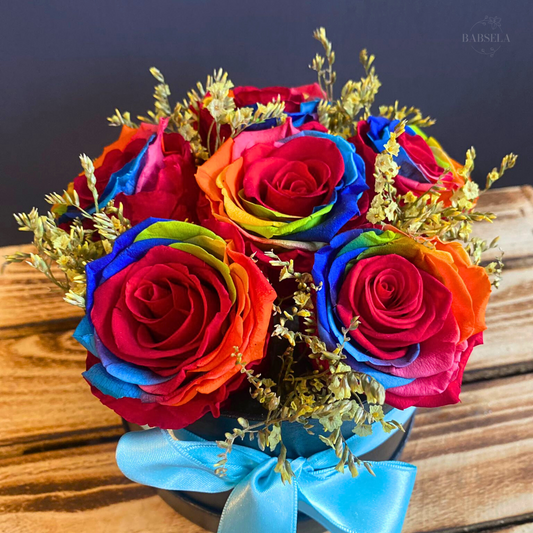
[337,254,453,360]
[92,246,232,371]
[385,332,483,409]
[241,136,344,217]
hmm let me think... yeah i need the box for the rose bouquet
[7,28,516,533]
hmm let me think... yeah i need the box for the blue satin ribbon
[116,406,416,533]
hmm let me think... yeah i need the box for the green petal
[134,220,223,245]
[339,230,400,257]
[241,204,333,239]
[168,242,236,304]
[134,221,235,303]
[238,191,301,222]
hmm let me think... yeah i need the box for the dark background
[1,0,531,246]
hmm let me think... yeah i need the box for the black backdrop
[1,0,532,245]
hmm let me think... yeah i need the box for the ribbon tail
[298,461,417,533]
[116,429,237,493]
[217,457,298,533]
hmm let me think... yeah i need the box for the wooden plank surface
[0,374,531,533]
[403,374,533,532]
[0,244,84,330]
[466,264,533,376]
[472,186,533,265]
[0,328,120,460]
[0,185,532,533]
[496,525,533,533]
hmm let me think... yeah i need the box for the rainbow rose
[55,119,201,227]
[196,120,367,249]
[198,83,327,153]
[75,219,276,429]
[233,84,325,114]
[313,228,491,408]
[348,116,466,224]
[233,83,326,129]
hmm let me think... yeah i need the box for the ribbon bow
[117,407,416,533]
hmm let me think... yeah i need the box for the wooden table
[1,186,533,533]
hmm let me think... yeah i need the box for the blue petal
[58,136,153,224]
[289,183,365,242]
[395,147,429,184]
[98,238,177,284]
[299,99,320,115]
[366,117,428,184]
[312,243,338,351]
[329,229,368,250]
[83,363,144,399]
[327,245,368,304]
[344,360,414,389]
[85,217,173,312]
[94,333,176,386]
[367,116,392,149]
[242,101,319,131]
[99,137,153,206]
[73,315,97,356]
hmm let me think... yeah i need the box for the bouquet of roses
[7,28,516,533]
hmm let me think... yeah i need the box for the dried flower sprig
[412,150,516,252]
[485,252,505,289]
[311,27,336,101]
[107,108,137,129]
[229,97,287,138]
[5,155,131,308]
[212,255,396,483]
[137,67,172,126]
[366,120,406,225]
[110,67,287,162]
[379,101,436,128]
[314,31,382,138]
[364,121,516,282]
[485,153,518,191]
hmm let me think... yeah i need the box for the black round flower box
[123,400,415,533]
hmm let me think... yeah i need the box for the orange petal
[168,248,276,405]
[93,125,139,170]
[434,240,491,335]
[196,138,234,206]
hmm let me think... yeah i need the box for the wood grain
[0,497,204,533]
[0,328,121,459]
[0,244,83,330]
[472,186,533,265]
[403,373,533,532]
[466,264,533,374]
